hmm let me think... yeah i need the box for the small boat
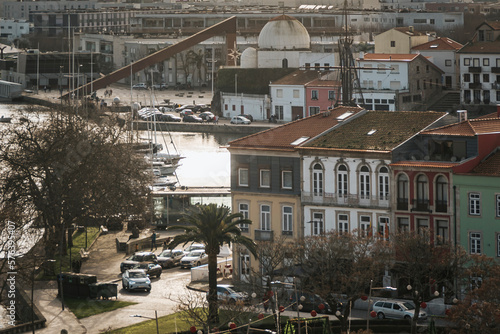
[152,177,177,187]
[152,162,180,176]
[0,116,11,123]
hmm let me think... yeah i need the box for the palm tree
[167,204,257,327]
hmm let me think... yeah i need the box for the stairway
[427,91,461,112]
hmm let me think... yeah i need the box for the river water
[0,103,239,187]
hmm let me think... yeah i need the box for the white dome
[258,15,310,50]
[240,47,258,68]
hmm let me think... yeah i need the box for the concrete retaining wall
[131,121,271,135]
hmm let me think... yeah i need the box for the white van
[372,300,427,320]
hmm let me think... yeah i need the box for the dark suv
[120,251,158,273]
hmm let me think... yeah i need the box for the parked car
[160,113,182,122]
[132,262,162,278]
[241,114,254,122]
[175,104,196,112]
[192,104,211,113]
[157,249,185,268]
[160,106,175,113]
[120,251,158,273]
[152,83,168,90]
[183,114,203,123]
[290,291,333,314]
[372,300,427,320]
[230,116,251,124]
[132,83,148,90]
[180,109,194,117]
[180,249,208,268]
[183,243,205,255]
[209,285,249,304]
[122,269,151,291]
[199,111,215,122]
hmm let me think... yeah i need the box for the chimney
[409,26,414,33]
[457,110,468,122]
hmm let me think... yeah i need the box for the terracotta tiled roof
[421,118,500,136]
[361,53,419,62]
[477,21,500,31]
[227,106,364,151]
[390,161,459,168]
[476,112,500,119]
[458,41,500,53]
[305,78,341,88]
[412,37,463,51]
[304,110,446,151]
[393,27,427,36]
[270,70,324,85]
[469,150,500,176]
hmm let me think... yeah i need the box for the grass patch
[106,309,285,334]
[64,297,137,319]
[38,227,101,279]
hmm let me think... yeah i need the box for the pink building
[305,78,341,117]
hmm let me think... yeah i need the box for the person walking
[151,231,157,250]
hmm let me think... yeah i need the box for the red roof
[390,161,459,169]
[271,70,325,86]
[469,150,500,176]
[421,118,500,136]
[305,78,341,88]
[458,41,500,54]
[361,54,419,62]
[412,37,463,51]
[227,106,364,151]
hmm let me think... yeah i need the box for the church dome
[258,15,310,50]
[240,47,258,68]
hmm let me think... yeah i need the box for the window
[416,175,429,210]
[483,58,490,66]
[282,170,292,189]
[391,65,399,73]
[378,216,389,240]
[470,232,481,254]
[238,168,249,186]
[309,106,320,115]
[436,220,449,244]
[483,74,490,82]
[275,106,283,120]
[328,90,336,100]
[313,163,323,196]
[239,203,249,232]
[417,80,420,90]
[282,206,293,235]
[398,217,409,232]
[390,41,395,47]
[497,234,500,257]
[379,167,389,200]
[360,166,370,199]
[312,212,324,235]
[360,215,371,237]
[435,176,448,212]
[305,63,310,70]
[338,214,349,234]
[293,89,300,98]
[416,66,420,74]
[417,218,429,235]
[276,89,283,98]
[260,205,271,230]
[445,60,452,67]
[239,254,250,279]
[397,174,409,210]
[469,193,481,215]
[464,58,470,66]
[464,73,470,82]
[497,195,500,218]
[338,164,348,197]
[260,169,271,188]
[311,90,318,100]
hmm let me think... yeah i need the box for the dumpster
[89,283,118,300]
[57,272,97,298]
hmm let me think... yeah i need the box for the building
[412,37,463,90]
[355,53,443,111]
[228,106,364,281]
[304,74,341,117]
[0,19,30,42]
[374,27,432,54]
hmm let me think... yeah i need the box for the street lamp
[131,311,159,334]
[271,280,301,334]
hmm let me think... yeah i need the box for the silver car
[180,249,208,268]
[372,300,427,320]
[157,249,185,268]
[122,269,151,292]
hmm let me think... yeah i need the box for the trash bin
[44,259,56,276]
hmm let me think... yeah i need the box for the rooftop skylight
[291,136,310,145]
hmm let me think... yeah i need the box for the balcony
[492,67,500,73]
[255,229,273,241]
[492,82,500,90]
[435,200,448,213]
[469,82,482,89]
[469,66,482,73]
[397,199,408,211]
[412,199,431,212]
[302,191,390,208]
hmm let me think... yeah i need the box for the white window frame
[260,204,271,230]
[338,165,348,197]
[311,90,318,100]
[313,163,323,196]
[470,232,482,254]
[293,89,300,98]
[469,192,481,216]
[436,220,449,244]
[260,169,271,188]
[312,212,324,235]
[282,206,293,235]
[360,166,370,199]
[497,234,500,257]
[239,254,250,281]
[281,170,292,189]
[276,89,283,98]
[338,214,349,234]
[379,167,389,200]
[378,216,389,240]
[360,215,371,237]
[238,168,249,187]
[496,194,500,218]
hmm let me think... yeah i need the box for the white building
[0,19,30,41]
